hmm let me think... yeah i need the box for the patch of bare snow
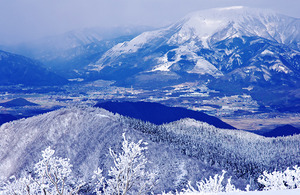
[269,62,292,74]
[261,50,274,56]
[188,58,223,77]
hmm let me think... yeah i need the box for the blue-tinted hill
[262,125,300,137]
[0,98,39,108]
[0,50,68,86]
[94,101,235,129]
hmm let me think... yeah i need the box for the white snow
[151,52,180,72]
[96,114,110,118]
[103,30,162,57]
[269,62,292,74]
[89,29,164,71]
[261,50,274,56]
[150,41,222,77]
[175,161,188,187]
[188,58,223,77]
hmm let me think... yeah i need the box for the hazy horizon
[0,0,299,45]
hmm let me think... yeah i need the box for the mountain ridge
[0,50,68,86]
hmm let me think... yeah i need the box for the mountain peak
[169,6,299,48]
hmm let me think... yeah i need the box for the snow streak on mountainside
[0,107,300,192]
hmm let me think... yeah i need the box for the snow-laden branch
[94,133,157,195]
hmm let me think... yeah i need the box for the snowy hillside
[0,107,228,192]
[0,107,299,192]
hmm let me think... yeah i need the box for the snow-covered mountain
[83,6,300,112]
[1,26,152,79]
[88,6,300,86]
[16,26,152,58]
[0,106,299,192]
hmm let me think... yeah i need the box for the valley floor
[221,113,300,130]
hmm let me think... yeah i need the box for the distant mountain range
[0,50,68,86]
[87,7,300,112]
[95,101,235,129]
[1,7,299,112]
[88,7,300,85]
[2,26,152,79]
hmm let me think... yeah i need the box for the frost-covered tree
[0,147,84,195]
[94,133,156,195]
[0,175,36,195]
[33,146,84,194]
[160,171,240,195]
[0,133,156,195]
[258,165,300,190]
[182,171,239,194]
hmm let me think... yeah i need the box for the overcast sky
[0,0,299,45]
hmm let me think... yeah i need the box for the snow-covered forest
[0,106,299,194]
[1,131,299,194]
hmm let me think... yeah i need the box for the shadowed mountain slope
[0,114,18,126]
[262,124,300,137]
[0,98,39,108]
[94,101,235,129]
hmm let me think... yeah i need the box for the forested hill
[94,101,235,129]
[1,106,299,192]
